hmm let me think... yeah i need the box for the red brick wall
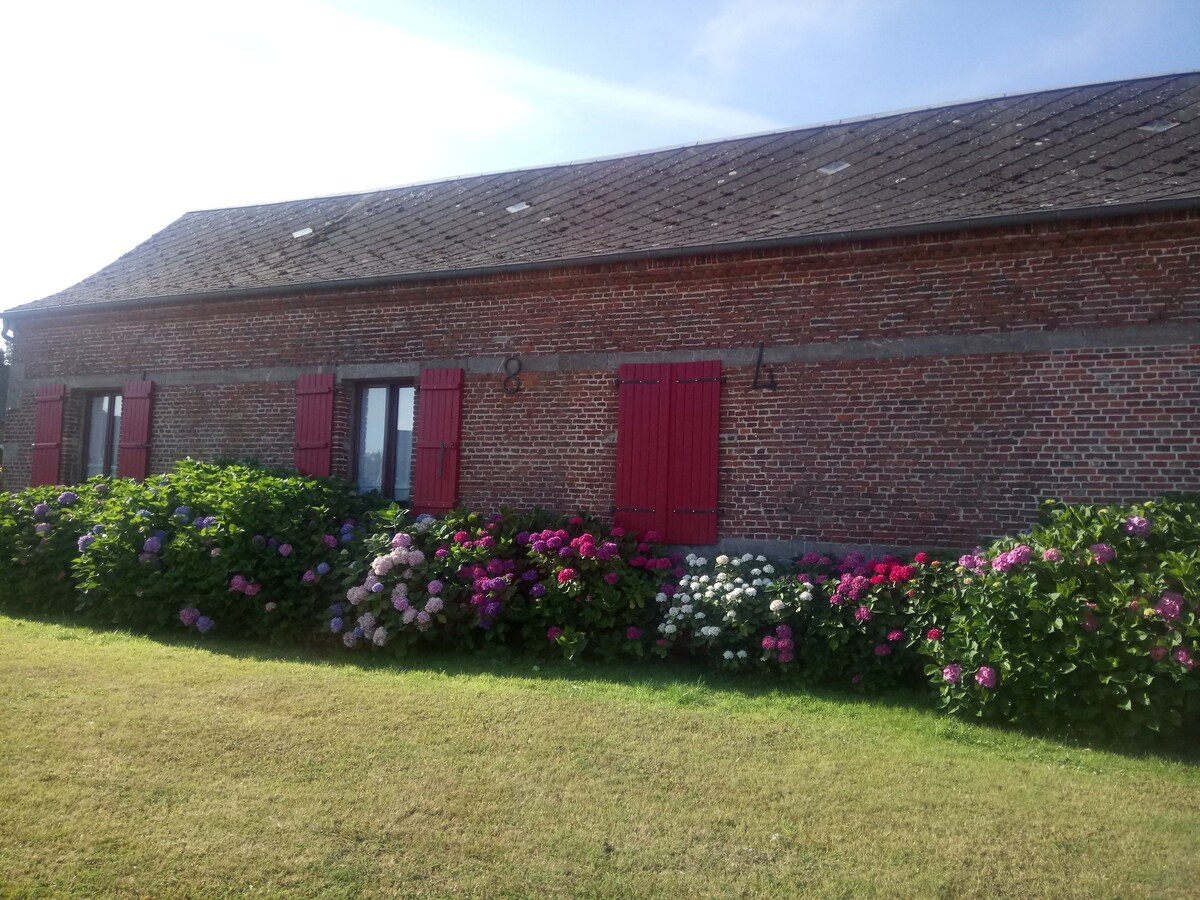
[5,212,1200,550]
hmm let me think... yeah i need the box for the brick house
[3,72,1199,555]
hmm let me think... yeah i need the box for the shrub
[914,498,1200,738]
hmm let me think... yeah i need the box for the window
[84,392,123,478]
[355,383,415,501]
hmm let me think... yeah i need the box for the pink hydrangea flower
[1042,548,1064,562]
[245,582,262,597]
[926,628,943,641]
[557,568,577,584]
[1089,543,1115,564]
[1156,592,1183,621]
[975,666,998,689]
[278,543,293,557]
[179,607,200,626]
[1123,515,1151,536]
[230,574,248,593]
[762,635,777,651]
[943,663,962,684]
[1149,646,1168,661]
[1174,647,1196,670]
[854,606,873,623]
[887,629,904,642]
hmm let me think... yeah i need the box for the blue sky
[2,0,1198,316]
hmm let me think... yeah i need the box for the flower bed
[1,462,1196,740]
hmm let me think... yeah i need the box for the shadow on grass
[5,606,1198,763]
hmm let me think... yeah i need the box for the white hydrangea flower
[700,625,721,638]
[742,553,753,562]
[737,649,748,659]
[725,610,737,621]
[769,599,786,613]
[668,607,680,617]
[800,591,814,603]
[656,592,667,603]
[723,650,735,660]
[763,565,775,575]
[716,555,730,565]
[694,612,706,620]
[744,587,757,597]
[751,568,762,577]
[664,623,677,635]
[686,553,698,565]
[680,604,693,614]
[715,572,729,583]
[696,557,708,566]
[756,555,767,563]
[372,627,388,646]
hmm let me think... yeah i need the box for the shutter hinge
[615,378,661,386]
[611,505,656,513]
[673,508,718,515]
[675,377,726,384]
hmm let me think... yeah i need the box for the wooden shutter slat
[412,368,463,515]
[614,363,671,538]
[30,384,66,486]
[117,380,154,479]
[294,373,335,476]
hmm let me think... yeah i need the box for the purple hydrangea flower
[278,543,293,557]
[302,569,316,583]
[57,492,78,506]
[173,506,192,521]
[33,502,50,518]
[77,534,95,552]
[330,617,344,634]
[1089,543,1115,564]
[316,562,331,575]
[1156,592,1183,621]
[35,522,51,534]
[530,583,546,598]
[179,607,200,626]
[143,536,162,554]
[370,582,384,593]
[1123,515,1151,536]
[427,579,444,595]
[195,616,215,635]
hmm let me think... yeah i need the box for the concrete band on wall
[11,321,1200,391]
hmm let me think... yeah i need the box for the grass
[1,614,1197,898]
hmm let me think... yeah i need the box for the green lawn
[1,614,1197,898]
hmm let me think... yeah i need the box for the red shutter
[665,361,721,544]
[117,380,154,479]
[30,383,66,486]
[614,363,671,539]
[412,368,463,515]
[294,373,335,476]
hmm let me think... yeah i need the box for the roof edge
[6,197,1199,323]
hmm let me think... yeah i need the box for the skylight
[291,227,313,239]
[817,160,851,175]
[1137,119,1180,134]
[506,201,531,213]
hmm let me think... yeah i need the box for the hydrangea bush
[3,464,1196,740]
[913,498,1200,738]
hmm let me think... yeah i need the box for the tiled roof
[13,72,1200,313]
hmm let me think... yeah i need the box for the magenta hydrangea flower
[230,574,248,592]
[1156,592,1183,621]
[1174,648,1196,670]
[943,663,962,684]
[179,607,200,626]
[278,543,293,557]
[975,666,998,689]
[854,606,873,623]
[557,568,577,584]
[245,583,262,597]
[1123,515,1151,536]
[887,629,904,642]
[926,628,943,641]
[762,635,777,651]
[604,572,619,585]
[1089,543,1115,564]
[547,626,564,642]
[626,627,642,640]
[874,643,892,657]
[1150,646,1168,661]
[302,569,316,583]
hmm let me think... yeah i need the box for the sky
[1,0,1198,321]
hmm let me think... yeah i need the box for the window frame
[352,380,417,503]
[82,390,123,479]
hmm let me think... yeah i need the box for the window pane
[393,386,415,501]
[357,386,387,494]
[108,395,123,477]
[85,395,110,478]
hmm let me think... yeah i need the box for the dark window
[355,383,415,501]
[84,392,123,478]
